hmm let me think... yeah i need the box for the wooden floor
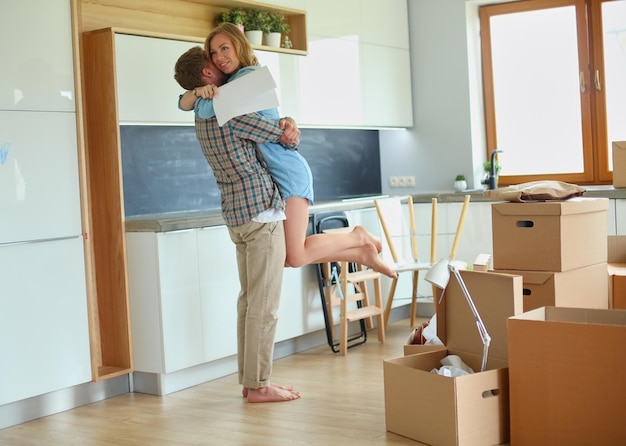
[0,319,431,445]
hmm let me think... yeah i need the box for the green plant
[483,160,502,175]
[216,8,246,26]
[455,174,465,181]
[242,9,270,32]
[266,11,290,34]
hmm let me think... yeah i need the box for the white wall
[380,0,505,194]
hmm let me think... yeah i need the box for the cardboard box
[612,141,626,187]
[491,197,608,272]
[493,262,608,312]
[508,306,626,445]
[608,235,626,309]
[385,270,523,445]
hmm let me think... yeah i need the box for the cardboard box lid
[492,197,608,217]
[435,270,523,371]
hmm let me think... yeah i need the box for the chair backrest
[312,211,350,235]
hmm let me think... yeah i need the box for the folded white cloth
[431,354,475,377]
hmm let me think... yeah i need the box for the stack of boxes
[491,197,610,311]
[490,196,626,443]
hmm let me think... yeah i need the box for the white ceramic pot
[454,180,467,192]
[264,32,282,47]
[244,30,263,46]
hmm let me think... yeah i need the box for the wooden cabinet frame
[71,0,306,380]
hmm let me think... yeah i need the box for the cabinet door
[158,230,203,372]
[0,237,91,406]
[0,0,75,112]
[115,34,197,124]
[0,111,81,243]
[196,226,238,361]
[361,44,413,128]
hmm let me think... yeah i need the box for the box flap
[436,270,523,370]
[492,197,609,217]
[613,141,626,151]
[608,235,626,263]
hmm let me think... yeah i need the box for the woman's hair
[205,22,258,69]
[174,46,207,90]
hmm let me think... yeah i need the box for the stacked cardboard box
[491,197,609,311]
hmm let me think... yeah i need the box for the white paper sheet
[213,66,279,127]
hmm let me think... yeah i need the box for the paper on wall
[213,66,279,127]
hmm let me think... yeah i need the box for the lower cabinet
[0,237,92,406]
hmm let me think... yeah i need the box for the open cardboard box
[493,262,608,312]
[385,270,523,446]
[612,141,626,187]
[491,197,608,272]
[508,306,626,445]
[608,235,626,309]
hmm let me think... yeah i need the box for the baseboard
[0,375,130,430]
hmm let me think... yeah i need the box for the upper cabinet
[0,0,75,112]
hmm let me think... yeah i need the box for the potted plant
[242,9,269,45]
[454,175,467,192]
[264,12,290,47]
[482,160,502,189]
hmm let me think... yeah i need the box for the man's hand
[278,117,300,147]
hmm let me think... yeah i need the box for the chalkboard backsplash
[120,125,381,218]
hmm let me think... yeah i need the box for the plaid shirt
[195,113,285,227]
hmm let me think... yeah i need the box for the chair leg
[374,276,385,344]
[410,270,419,327]
[324,282,336,341]
[339,276,349,356]
[383,277,399,328]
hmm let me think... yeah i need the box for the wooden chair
[374,195,471,327]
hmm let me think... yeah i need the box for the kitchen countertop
[124,185,625,233]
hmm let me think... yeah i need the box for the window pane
[490,6,584,175]
[603,0,626,170]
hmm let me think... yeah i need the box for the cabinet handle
[0,234,81,248]
[579,71,586,93]
[162,229,195,235]
[594,70,602,91]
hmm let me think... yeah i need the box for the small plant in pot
[242,9,269,45]
[264,12,290,47]
[454,175,467,192]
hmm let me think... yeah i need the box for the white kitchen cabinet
[0,237,91,406]
[614,199,626,235]
[0,0,75,113]
[115,34,198,125]
[126,230,203,374]
[361,44,413,128]
[302,0,409,49]
[196,226,238,361]
[0,111,82,243]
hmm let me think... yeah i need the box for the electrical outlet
[389,176,415,188]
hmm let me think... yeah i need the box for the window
[480,0,626,185]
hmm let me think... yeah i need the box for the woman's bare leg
[283,198,395,277]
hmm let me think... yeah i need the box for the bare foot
[242,383,294,398]
[353,226,383,253]
[246,384,301,403]
[360,243,397,279]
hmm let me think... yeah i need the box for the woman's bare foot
[352,226,383,253]
[242,383,294,398]
[361,243,397,279]
[246,383,301,403]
